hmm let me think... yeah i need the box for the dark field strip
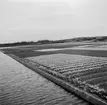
[64,67,107,77]
[14,51,56,58]
[22,49,107,58]
[11,49,107,58]
[77,71,107,82]
[2,43,81,56]
[3,50,57,58]
[85,76,107,85]
[2,45,107,58]
[57,49,107,57]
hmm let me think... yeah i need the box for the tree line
[0,36,107,47]
[0,40,65,47]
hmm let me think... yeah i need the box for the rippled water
[0,52,90,105]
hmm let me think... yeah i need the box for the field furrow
[86,76,107,85]
[77,72,107,82]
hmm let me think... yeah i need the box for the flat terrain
[3,42,107,58]
[0,52,91,105]
[27,54,107,90]
[2,42,107,105]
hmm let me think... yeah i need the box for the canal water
[0,52,90,105]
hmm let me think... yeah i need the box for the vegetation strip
[6,54,107,105]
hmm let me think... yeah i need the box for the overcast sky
[1,0,107,43]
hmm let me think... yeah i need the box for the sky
[1,0,107,43]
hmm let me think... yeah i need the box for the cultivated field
[26,54,107,98]
[2,42,107,105]
[0,52,90,105]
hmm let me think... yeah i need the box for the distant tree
[37,40,52,44]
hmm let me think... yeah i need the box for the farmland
[2,42,107,58]
[26,54,107,94]
[0,52,92,105]
[2,42,107,105]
